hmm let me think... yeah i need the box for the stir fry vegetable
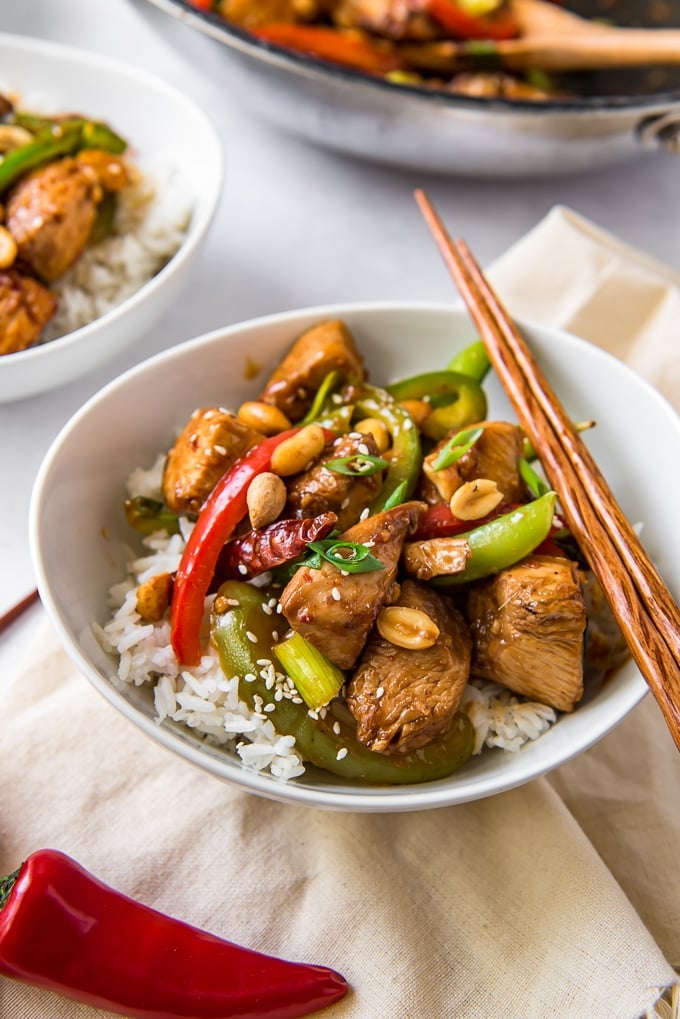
[115,317,627,786]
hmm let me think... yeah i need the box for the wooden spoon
[498,0,680,73]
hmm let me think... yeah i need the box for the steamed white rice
[95,456,558,782]
[41,156,193,342]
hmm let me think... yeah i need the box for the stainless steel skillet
[132,0,680,177]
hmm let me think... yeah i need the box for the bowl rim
[31,298,678,813]
[139,0,680,112]
[0,30,224,371]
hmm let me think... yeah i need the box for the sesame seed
[276,603,283,614]
[244,673,256,682]
[331,393,343,405]
[214,444,227,455]
[272,631,280,642]
[223,597,241,606]
[363,540,375,548]
[262,603,273,615]
[340,570,349,577]
[264,703,276,712]
[333,721,341,735]
[238,564,248,575]
[292,696,304,704]
[274,690,283,701]
[403,419,413,430]
[357,443,370,456]
[349,431,363,439]
[204,410,215,419]
[331,587,341,601]
[376,686,385,698]
[256,658,272,666]
[246,631,258,644]
[359,507,370,521]
[336,747,348,760]
[340,497,350,510]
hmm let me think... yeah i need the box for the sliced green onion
[305,539,384,574]
[123,497,180,536]
[381,479,408,511]
[518,457,551,499]
[273,631,345,710]
[326,454,388,477]
[302,370,341,425]
[433,426,484,471]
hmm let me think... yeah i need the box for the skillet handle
[636,110,680,153]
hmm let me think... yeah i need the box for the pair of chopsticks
[415,190,680,752]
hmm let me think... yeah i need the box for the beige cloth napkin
[1,206,679,1019]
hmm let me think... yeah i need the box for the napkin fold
[1,207,678,1019]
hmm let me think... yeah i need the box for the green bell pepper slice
[353,383,422,513]
[211,580,475,784]
[0,125,82,195]
[447,339,491,383]
[386,370,487,441]
[432,491,557,586]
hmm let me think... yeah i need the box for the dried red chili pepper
[0,849,348,1019]
[215,513,338,581]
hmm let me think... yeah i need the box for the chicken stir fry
[123,319,628,783]
[190,0,562,99]
[0,94,131,354]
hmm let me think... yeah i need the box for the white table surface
[1,0,679,624]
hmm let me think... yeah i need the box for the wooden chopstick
[414,189,680,750]
[0,588,40,637]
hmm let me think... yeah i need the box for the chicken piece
[331,0,438,40]
[0,268,57,354]
[74,149,130,192]
[581,571,629,683]
[136,572,173,622]
[347,580,471,755]
[285,432,383,531]
[279,500,424,669]
[216,0,320,28]
[6,151,127,283]
[402,535,470,581]
[466,555,586,713]
[259,320,366,422]
[421,420,525,505]
[162,408,263,515]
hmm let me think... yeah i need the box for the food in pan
[97,320,628,783]
[0,92,192,356]
[187,0,563,100]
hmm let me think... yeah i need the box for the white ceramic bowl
[29,303,680,812]
[0,33,223,402]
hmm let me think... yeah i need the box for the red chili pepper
[171,429,300,666]
[215,512,338,582]
[253,24,403,74]
[0,849,348,1019]
[425,0,519,40]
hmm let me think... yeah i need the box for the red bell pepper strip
[412,501,513,541]
[425,0,519,40]
[253,24,403,74]
[170,428,300,666]
[0,849,348,1019]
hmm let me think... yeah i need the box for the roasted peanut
[376,605,440,650]
[354,417,390,453]
[400,399,432,430]
[246,472,287,529]
[136,572,173,622]
[237,401,292,436]
[450,478,503,521]
[270,424,326,477]
[0,225,17,269]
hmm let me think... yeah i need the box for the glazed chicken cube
[422,420,526,506]
[6,150,128,283]
[279,501,424,670]
[285,431,383,531]
[347,579,472,755]
[466,555,587,713]
[402,535,470,581]
[0,268,57,354]
[162,408,263,515]
[259,320,366,422]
